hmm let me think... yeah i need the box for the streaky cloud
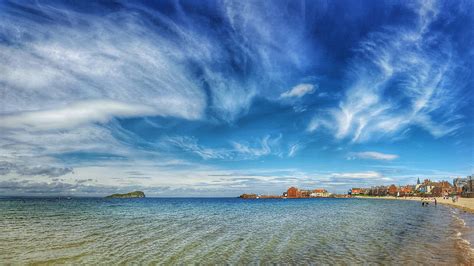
[0,161,73,177]
[347,151,399,161]
[308,0,468,142]
[280,84,316,98]
[0,100,156,130]
[166,134,284,160]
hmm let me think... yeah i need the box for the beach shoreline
[355,195,474,214]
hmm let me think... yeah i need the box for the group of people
[443,192,459,202]
[422,195,460,206]
[421,197,436,206]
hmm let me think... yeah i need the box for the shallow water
[1,197,473,264]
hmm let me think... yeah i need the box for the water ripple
[0,198,473,264]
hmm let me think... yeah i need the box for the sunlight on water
[1,198,473,264]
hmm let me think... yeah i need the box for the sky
[0,0,472,197]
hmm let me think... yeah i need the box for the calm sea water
[1,197,473,264]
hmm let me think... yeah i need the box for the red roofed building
[432,181,454,197]
[350,188,363,195]
[399,185,414,196]
[287,187,300,198]
[388,184,398,196]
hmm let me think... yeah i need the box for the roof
[313,189,327,193]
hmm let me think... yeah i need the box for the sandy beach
[356,196,474,214]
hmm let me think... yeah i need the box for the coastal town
[240,175,474,199]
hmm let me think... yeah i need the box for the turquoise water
[1,198,473,264]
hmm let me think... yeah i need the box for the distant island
[105,191,145,198]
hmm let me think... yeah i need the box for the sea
[1,197,473,264]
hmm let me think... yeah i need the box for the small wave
[454,228,474,260]
[452,214,467,228]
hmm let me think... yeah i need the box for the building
[287,187,300,198]
[388,184,398,196]
[454,177,466,194]
[368,186,387,196]
[415,183,422,191]
[286,187,331,198]
[418,184,434,194]
[350,188,363,195]
[310,189,331,197]
[461,175,474,198]
[300,190,312,198]
[430,181,454,197]
[399,185,414,196]
[454,176,474,197]
[416,179,435,194]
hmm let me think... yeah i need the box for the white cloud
[0,1,283,174]
[0,23,207,120]
[331,171,383,179]
[0,1,317,172]
[307,0,465,142]
[166,135,283,160]
[288,144,300,157]
[348,151,399,161]
[0,161,73,177]
[1,0,313,125]
[280,84,316,98]
[231,135,283,159]
[0,100,157,130]
[166,136,233,160]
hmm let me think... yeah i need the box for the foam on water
[450,209,474,261]
[0,197,473,264]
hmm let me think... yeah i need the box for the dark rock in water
[105,191,145,198]
[239,193,257,199]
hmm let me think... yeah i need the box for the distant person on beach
[434,198,437,206]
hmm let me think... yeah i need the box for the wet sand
[356,196,474,214]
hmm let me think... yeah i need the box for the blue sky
[0,0,472,196]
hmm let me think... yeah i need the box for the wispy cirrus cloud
[0,100,157,130]
[308,0,468,143]
[166,135,283,160]
[5,0,315,123]
[347,151,399,161]
[165,136,233,160]
[288,144,300,157]
[330,171,383,179]
[280,84,316,98]
[231,135,283,159]
[0,0,315,170]
[0,10,207,121]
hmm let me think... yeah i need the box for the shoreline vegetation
[355,195,474,214]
